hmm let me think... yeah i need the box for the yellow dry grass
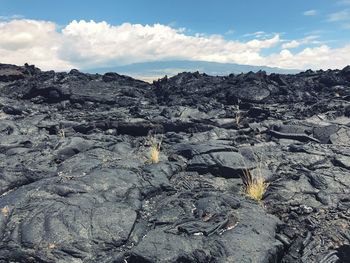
[48,243,56,249]
[57,129,65,139]
[235,113,241,125]
[150,143,161,164]
[242,163,269,201]
[235,104,241,125]
[1,206,9,217]
[148,134,162,164]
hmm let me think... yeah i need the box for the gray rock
[330,127,350,145]
[188,151,256,177]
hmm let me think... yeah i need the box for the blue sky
[1,0,348,41]
[0,0,350,70]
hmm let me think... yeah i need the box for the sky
[0,0,350,71]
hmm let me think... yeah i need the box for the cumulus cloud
[0,14,24,21]
[282,40,301,49]
[0,19,349,71]
[0,19,75,70]
[0,19,281,70]
[58,20,282,68]
[266,44,350,69]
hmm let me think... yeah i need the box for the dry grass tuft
[235,104,241,125]
[148,135,162,164]
[235,113,241,126]
[48,243,56,249]
[150,143,160,163]
[1,206,10,217]
[241,163,269,201]
[57,129,65,139]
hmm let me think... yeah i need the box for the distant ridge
[85,60,301,81]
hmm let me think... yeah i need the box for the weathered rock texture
[0,63,350,262]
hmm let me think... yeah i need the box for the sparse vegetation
[48,243,56,249]
[241,160,268,201]
[149,135,162,164]
[235,113,241,126]
[244,172,268,201]
[0,111,7,120]
[235,104,241,125]
[1,206,9,217]
[243,170,268,201]
[57,129,65,139]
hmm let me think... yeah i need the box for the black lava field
[0,63,350,263]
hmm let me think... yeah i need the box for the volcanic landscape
[0,63,350,263]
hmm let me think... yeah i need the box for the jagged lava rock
[0,63,350,262]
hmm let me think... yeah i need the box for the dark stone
[188,151,256,177]
[0,64,26,81]
[2,105,24,115]
[313,125,339,144]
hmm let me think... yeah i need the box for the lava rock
[1,63,350,262]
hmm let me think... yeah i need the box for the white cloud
[281,35,320,49]
[328,9,350,21]
[303,10,317,16]
[225,29,235,35]
[0,19,74,70]
[0,14,24,21]
[282,40,301,49]
[327,9,350,29]
[0,19,349,71]
[60,20,282,68]
[266,44,350,69]
[0,19,281,69]
[243,31,268,38]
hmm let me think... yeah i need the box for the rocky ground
[0,63,350,263]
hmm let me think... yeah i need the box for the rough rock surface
[0,63,350,262]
